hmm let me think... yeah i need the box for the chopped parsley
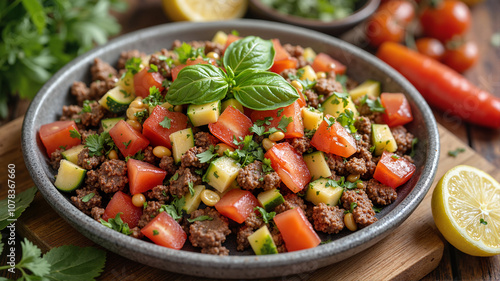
[350,202,357,212]
[69,129,81,139]
[123,140,131,149]
[480,218,488,225]
[100,213,132,235]
[336,109,358,136]
[148,63,158,72]
[324,116,336,128]
[255,206,276,224]
[277,108,285,117]
[81,192,95,203]
[287,68,317,90]
[360,95,385,113]
[188,181,195,196]
[391,154,400,160]
[159,196,186,221]
[372,206,383,213]
[448,148,466,157]
[262,158,274,174]
[153,229,159,235]
[124,150,145,162]
[213,171,220,178]
[304,128,316,139]
[196,145,218,163]
[169,172,179,182]
[159,116,172,129]
[277,116,293,132]
[174,42,205,64]
[330,92,350,108]
[142,86,166,107]
[124,57,142,76]
[187,215,214,223]
[81,100,92,113]
[84,131,115,156]
[225,135,265,167]
[134,109,148,123]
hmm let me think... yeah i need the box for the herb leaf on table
[0,186,37,230]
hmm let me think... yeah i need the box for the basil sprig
[166,36,299,110]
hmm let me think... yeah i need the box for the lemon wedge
[432,165,500,256]
[162,0,248,22]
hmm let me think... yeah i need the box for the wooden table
[1,0,499,279]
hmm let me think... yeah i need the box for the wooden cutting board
[1,117,498,280]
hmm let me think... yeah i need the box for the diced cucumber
[204,156,241,193]
[99,86,135,113]
[248,225,278,255]
[298,65,317,81]
[323,94,359,118]
[212,31,228,45]
[221,98,244,113]
[54,159,86,192]
[215,180,240,198]
[371,124,397,156]
[169,128,195,164]
[115,72,134,93]
[303,151,331,180]
[257,188,284,212]
[303,47,316,62]
[187,100,221,127]
[101,117,125,133]
[349,80,381,102]
[301,107,323,130]
[183,185,205,214]
[305,178,343,206]
[61,144,85,165]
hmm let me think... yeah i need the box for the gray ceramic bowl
[22,19,439,279]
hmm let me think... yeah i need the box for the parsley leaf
[69,129,81,139]
[148,63,158,72]
[174,42,205,64]
[159,196,186,221]
[188,182,195,196]
[324,116,336,128]
[159,116,172,129]
[262,158,274,174]
[142,86,166,107]
[16,238,51,277]
[134,109,148,123]
[225,135,265,167]
[196,145,218,164]
[254,206,276,224]
[480,218,488,225]
[250,123,266,136]
[100,213,132,235]
[0,186,37,230]
[372,206,383,213]
[125,57,143,76]
[81,100,92,113]
[187,215,214,223]
[84,132,114,157]
[124,150,145,162]
[287,68,317,90]
[336,109,358,135]
[360,95,385,113]
[81,192,95,203]
[448,148,466,157]
[277,116,293,132]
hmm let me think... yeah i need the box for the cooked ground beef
[391,126,415,155]
[60,104,82,124]
[138,201,162,228]
[275,194,307,214]
[146,185,170,204]
[181,146,208,169]
[354,98,384,124]
[355,116,372,135]
[270,226,287,253]
[314,77,344,101]
[237,160,281,191]
[89,79,116,100]
[189,207,231,255]
[80,129,97,142]
[86,159,128,194]
[204,41,224,56]
[49,148,64,170]
[91,206,105,221]
[286,137,311,154]
[91,58,117,82]
[235,212,266,251]
[280,68,297,81]
[345,157,367,176]
[77,147,106,170]
[169,167,202,197]
[130,227,144,239]
[365,179,397,206]
[312,203,345,234]
[304,89,320,108]
[71,81,91,106]
[117,50,145,70]
[71,188,102,215]
[80,101,108,128]
[326,153,347,176]
[201,246,230,255]
[195,131,217,149]
[342,190,377,228]
[159,155,177,176]
[149,50,173,79]
[142,146,156,164]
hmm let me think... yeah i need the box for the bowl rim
[249,0,381,27]
[22,19,439,278]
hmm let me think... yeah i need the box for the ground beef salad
[39,31,417,256]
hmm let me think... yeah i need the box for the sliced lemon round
[432,165,500,256]
[162,0,248,22]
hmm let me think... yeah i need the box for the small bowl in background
[248,0,380,35]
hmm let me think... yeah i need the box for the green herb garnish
[254,206,276,224]
[100,213,132,235]
[448,148,466,157]
[187,215,214,223]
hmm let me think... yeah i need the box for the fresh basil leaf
[233,69,299,110]
[166,64,229,105]
[223,36,275,75]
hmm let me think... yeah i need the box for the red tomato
[264,142,311,193]
[224,34,242,51]
[415,38,445,61]
[215,189,260,224]
[311,53,346,75]
[250,101,304,139]
[310,115,357,158]
[142,105,188,149]
[141,211,187,250]
[127,158,167,195]
[39,120,81,155]
[272,39,290,61]
[380,93,413,127]
[269,57,298,74]
[420,0,471,42]
[297,91,306,108]
[109,120,149,157]
[365,0,415,48]
[171,57,217,81]
[208,106,253,148]
[442,40,478,73]
[373,151,416,188]
[134,68,165,98]
[102,191,142,228]
[273,208,321,252]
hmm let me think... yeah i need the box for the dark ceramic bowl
[248,0,380,35]
[22,19,439,279]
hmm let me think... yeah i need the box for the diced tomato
[141,211,187,250]
[102,191,142,228]
[39,120,81,155]
[134,67,165,98]
[269,57,298,74]
[297,90,306,108]
[380,93,413,127]
[311,53,346,75]
[127,158,167,195]
[310,115,357,158]
[109,120,149,157]
[272,39,290,61]
[142,105,188,149]
[208,106,253,148]
[171,57,217,81]
[373,151,416,188]
[224,34,242,51]
[274,208,321,252]
[250,101,304,139]
[215,189,260,224]
[264,142,311,193]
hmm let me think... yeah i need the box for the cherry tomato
[420,0,471,42]
[415,38,445,61]
[442,40,478,73]
[365,0,415,48]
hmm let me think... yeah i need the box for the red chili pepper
[376,42,500,129]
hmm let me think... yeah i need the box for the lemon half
[432,165,500,256]
[162,0,248,22]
